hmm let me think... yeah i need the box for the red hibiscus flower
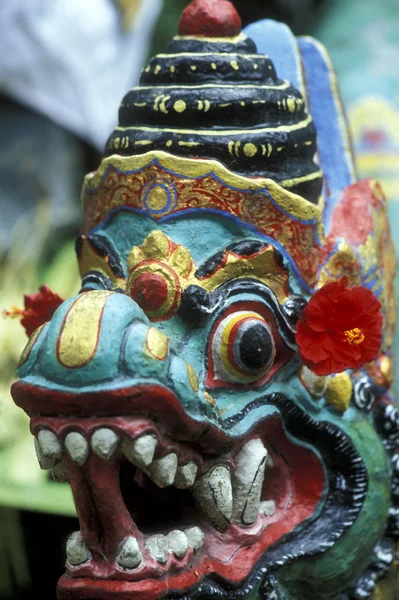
[4,285,64,337]
[296,279,383,376]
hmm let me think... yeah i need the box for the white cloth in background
[0,0,162,151]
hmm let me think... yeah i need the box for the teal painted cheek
[167,354,213,421]
[123,325,214,422]
[123,321,171,382]
[151,314,189,348]
[198,371,306,438]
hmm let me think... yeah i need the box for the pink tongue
[87,456,138,556]
[67,452,138,560]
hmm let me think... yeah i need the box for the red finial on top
[179,0,242,37]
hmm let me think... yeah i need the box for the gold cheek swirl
[325,373,353,413]
[57,291,113,369]
[144,326,169,361]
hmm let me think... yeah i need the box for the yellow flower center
[343,327,365,345]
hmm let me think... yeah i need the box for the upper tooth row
[34,428,198,488]
[121,435,195,488]
[35,429,272,529]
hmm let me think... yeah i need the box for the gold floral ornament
[325,373,353,413]
[127,231,195,321]
[318,239,360,289]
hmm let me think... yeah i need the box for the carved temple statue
[10,1,399,598]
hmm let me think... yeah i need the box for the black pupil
[237,322,274,371]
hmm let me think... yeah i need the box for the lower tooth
[185,527,205,551]
[65,432,89,466]
[116,536,142,569]
[232,438,267,525]
[66,531,91,566]
[146,534,168,564]
[167,530,188,558]
[51,460,69,482]
[259,500,276,517]
[193,465,232,532]
[149,453,178,487]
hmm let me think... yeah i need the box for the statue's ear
[317,179,395,359]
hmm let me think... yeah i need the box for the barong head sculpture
[11,1,399,598]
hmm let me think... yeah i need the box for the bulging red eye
[208,310,276,385]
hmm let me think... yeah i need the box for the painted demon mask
[11,1,399,599]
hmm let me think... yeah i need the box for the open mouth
[29,400,326,600]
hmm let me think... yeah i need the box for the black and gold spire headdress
[106,0,322,203]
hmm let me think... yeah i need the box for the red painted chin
[37,412,324,600]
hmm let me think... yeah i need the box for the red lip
[12,382,230,452]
